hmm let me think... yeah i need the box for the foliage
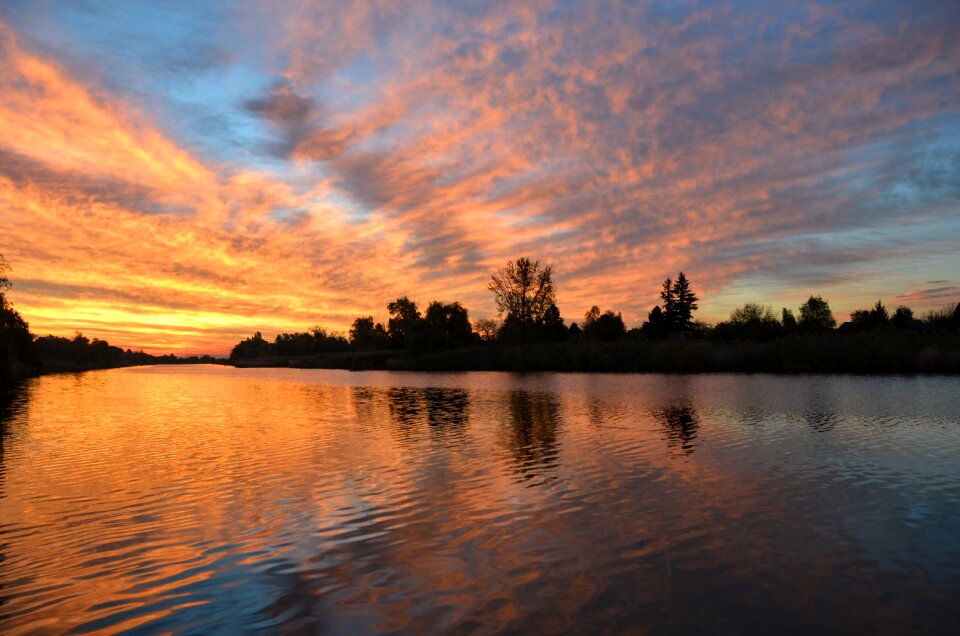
[581,306,626,341]
[408,301,474,352]
[849,300,889,330]
[799,295,836,331]
[713,303,781,341]
[659,277,675,329]
[645,272,700,337]
[671,272,699,330]
[538,302,568,342]
[1,256,35,382]
[488,257,560,343]
[730,303,778,325]
[350,316,390,351]
[275,327,349,356]
[473,317,500,342]
[921,304,960,333]
[781,308,797,331]
[890,306,915,329]
[387,297,421,348]
[230,331,273,360]
[641,305,667,338]
[412,334,960,374]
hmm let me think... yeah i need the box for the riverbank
[230,332,960,374]
[1,356,230,391]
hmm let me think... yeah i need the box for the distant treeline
[1,256,223,388]
[230,257,960,373]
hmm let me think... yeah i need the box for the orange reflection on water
[1,367,959,633]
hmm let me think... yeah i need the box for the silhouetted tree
[230,331,273,360]
[410,301,473,351]
[582,305,601,328]
[649,272,699,336]
[850,300,889,330]
[272,327,349,356]
[659,277,676,330]
[890,306,919,331]
[1,256,34,380]
[311,326,349,352]
[781,308,798,331]
[921,304,960,333]
[538,302,568,341]
[0,255,9,299]
[488,257,558,343]
[350,316,389,351]
[799,295,836,331]
[672,272,699,330]
[714,303,780,341]
[641,305,667,339]
[581,306,626,341]
[387,296,421,348]
[473,317,500,343]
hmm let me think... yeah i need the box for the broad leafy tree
[713,303,781,341]
[230,331,272,360]
[473,318,500,343]
[417,301,473,350]
[350,316,389,351]
[890,306,916,330]
[488,257,559,343]
[581,306,626,341]
[798,295,836,331]
[387,296,421,348]
[641,305,666,338]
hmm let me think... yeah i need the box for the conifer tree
[671,272,699,330]
[660,277,676,329]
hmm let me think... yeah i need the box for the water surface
[1,367,958,633]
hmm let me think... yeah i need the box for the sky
[0,0,958,355]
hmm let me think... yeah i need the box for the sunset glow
[1,2,958,354]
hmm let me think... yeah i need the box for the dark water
[1,367,959,634]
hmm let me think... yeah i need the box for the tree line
[1,256,221,387]
[0,252,956,379]
[230,256,960,361]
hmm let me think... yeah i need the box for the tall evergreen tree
[660,277,676,329]
[671,272,699,330]
[656,272,698,332]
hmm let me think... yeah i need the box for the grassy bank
[231,332,960,374]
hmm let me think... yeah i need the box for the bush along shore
[228,258,960,374]
[230,335,960,374]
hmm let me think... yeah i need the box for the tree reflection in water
[655,404,700,455]
[502,390,562,480]
[0,382,28,479]
[379,387,470,444]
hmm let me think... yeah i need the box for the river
[1,366,958,633]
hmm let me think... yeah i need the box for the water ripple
[0,369,959,633]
